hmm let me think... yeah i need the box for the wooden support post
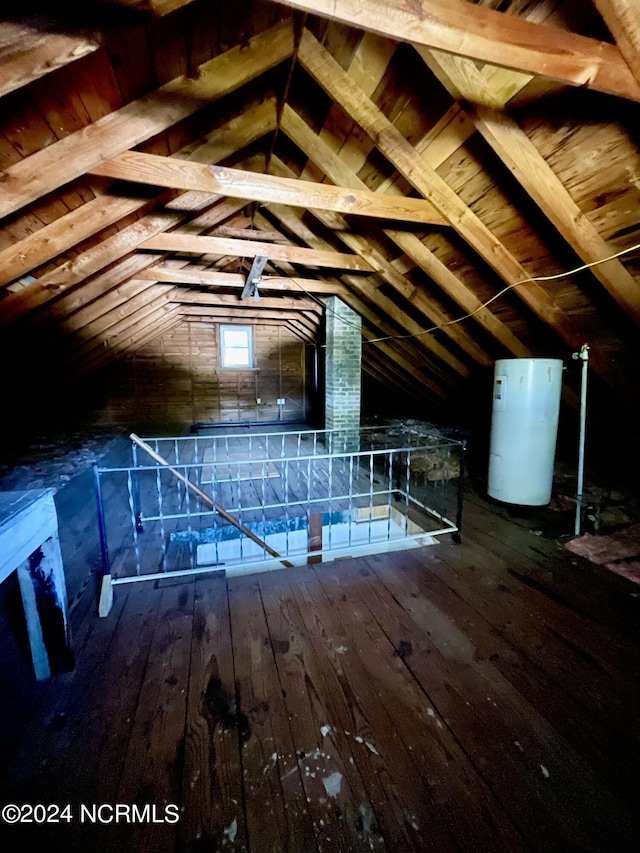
[129,433,293,568]
[308,512,323,564]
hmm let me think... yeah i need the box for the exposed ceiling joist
[140,267,346,294]
[180,313,315,341]
[266,196,470,384]
[0,197,247,327]
[297,27,632,399]
[90,151,448,225]
[140,233,375,272]
[172,292,321,311]
[180,305,320,323]
[278,103,527,361]
[270,0,640,102]
[0,101,279,291]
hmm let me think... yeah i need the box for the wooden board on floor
[226,574,317,853]
[299,559,526,852]
[180,574,247,850]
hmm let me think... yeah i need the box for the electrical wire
[365,238,640,344]
[292,237,640,345]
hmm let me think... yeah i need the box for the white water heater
[488,358,563,506]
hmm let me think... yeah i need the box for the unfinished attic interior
[2,0,640,849]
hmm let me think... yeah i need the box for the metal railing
[93,427,465,588]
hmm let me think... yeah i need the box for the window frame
[219,324,255,369]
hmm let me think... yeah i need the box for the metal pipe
[190,418,310,433]
[573,344,590,536]
[453,440,466,543]
[92,462,111,576]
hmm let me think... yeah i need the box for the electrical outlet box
[256,398,262,405]
[277,398,285,405]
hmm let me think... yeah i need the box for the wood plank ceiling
[2,0,640,428]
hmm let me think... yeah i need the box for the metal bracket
[241,254,268,300]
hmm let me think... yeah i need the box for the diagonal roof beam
[0,98,279,290]
[0,197,247,328]
[260,206,453,398]
[270,0,640,102]
[267,197,462,393]
[592,0,640,88]
[73,308,184,375]
[422,48,640,327]
[69,294,180,366]
[0,21,294,220]
[297,28,629,398]
[280,103,529,360]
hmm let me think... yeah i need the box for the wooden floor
[1,469,640,851]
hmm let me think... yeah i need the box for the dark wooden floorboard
[258,570,394,852]
[227,574,318,853]
[2,475,640,852]
[357,550,636,850]
[303,558,526,852]
[180,574,246,851]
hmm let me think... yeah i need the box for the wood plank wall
[96,321,311,430]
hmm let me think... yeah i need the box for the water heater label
[494,375,507,411]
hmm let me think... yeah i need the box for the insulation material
[564,524,640,585]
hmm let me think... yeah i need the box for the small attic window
[220,324,254,368]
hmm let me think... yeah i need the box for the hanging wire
[290,237,640,345]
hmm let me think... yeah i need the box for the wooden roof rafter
[0,98,281,292]
[0,15,103,99]
[265,195,464,393]
[269,0,640,102]
[295,27,637,401]
[421,48,640,327]
[277,102,528,361]
[1,0,640,420]
[0,20,295,220]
